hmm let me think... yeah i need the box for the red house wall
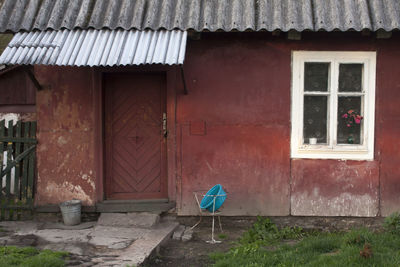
[176,32,396,216]
[33,32,400,217]
[376,38,400,216]
[34,67,97,206]
[177,35,292,215]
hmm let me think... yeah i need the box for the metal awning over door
[0,29,187,66]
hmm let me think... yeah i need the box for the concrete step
[97,212,160,228]
[96,201,175,213]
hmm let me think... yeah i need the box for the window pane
[339,64,363,92]
[337,97,362,144]
[303,96,328,144]
[304,63,330,92]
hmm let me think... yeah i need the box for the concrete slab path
[0,213,179,266]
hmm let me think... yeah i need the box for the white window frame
[291,51,376,160]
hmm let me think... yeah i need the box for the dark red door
[104,73,167,200]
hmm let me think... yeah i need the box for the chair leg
[191,192,203,230]
[190,215,202,230]
[218,215,223,232]
[211,213,215,241]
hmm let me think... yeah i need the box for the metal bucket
[59,199,81,226]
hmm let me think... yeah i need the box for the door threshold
[96,200,175,213]
[101,199,169,204]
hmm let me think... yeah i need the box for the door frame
[91,66,179,203]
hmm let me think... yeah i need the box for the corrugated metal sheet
[0,29,187,66]
[0,0,399,33]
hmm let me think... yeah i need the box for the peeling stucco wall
[291,159,379,217]
[34,66,96,206]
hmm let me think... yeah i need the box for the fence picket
[5,120,13,199]
[0,121,4,198]
[27,122,36,207]
[21,123,30,205]
[6,120,13,219]
[0,120,4,219]
[14,121,22,219]
[14,121,21,200]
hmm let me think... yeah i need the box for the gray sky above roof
[0,0,399,33]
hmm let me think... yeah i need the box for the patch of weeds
[279,224,304,240]
[0,246,68,267]
[210,219,400,267]
[240,216,304,245]
[384,212,400,234]
[218,233,227,239]
[298,233,341,254]
[210,243,261,267]
[343,228,373,246]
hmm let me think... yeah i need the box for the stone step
[97,212,160,228]
[96,201,175,213]
[172,225,186,240]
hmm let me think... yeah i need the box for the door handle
[162,112,168,138]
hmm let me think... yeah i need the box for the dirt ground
[144,215,386,267]
[145,217,254,267]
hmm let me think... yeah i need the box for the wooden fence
[0,120,37,220]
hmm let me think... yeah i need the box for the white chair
[191,190,226,244]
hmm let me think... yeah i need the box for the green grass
[383,212,400,235]
[218,233,228,239]
[210,217,400,267]
[0,246,68,267]
[239,217,304,246]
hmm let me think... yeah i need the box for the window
[291,51,376,160]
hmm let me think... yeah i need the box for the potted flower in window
[341,109,363,144]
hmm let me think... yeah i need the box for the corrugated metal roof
[0,0,399,33]
[0,29,187,66]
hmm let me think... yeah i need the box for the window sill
[292,148,373,160]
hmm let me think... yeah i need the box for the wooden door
[104,73,167,200]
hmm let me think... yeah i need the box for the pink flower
[342,109,363,128]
